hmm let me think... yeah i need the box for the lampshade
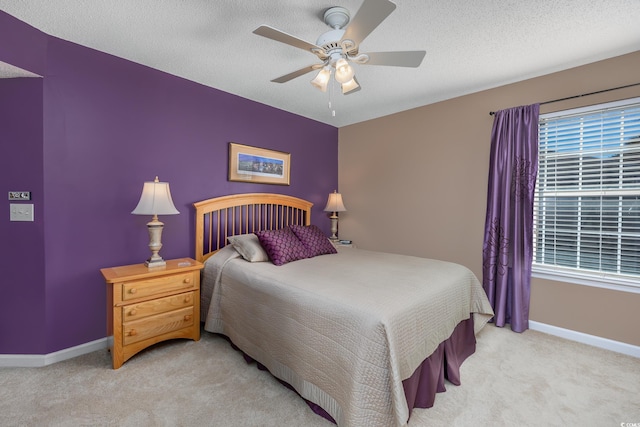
[132,177,179,216]
[310,56,360,96]
[341,76,360,94]
[334,58,354,84]
[324,190,347,213]
[311,67,331,92]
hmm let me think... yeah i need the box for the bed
[194,193,494,427]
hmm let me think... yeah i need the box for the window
[533,98,640,291]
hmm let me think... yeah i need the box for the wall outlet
[10,203,34,222]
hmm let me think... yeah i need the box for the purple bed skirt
[225,316,476,425]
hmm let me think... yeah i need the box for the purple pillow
[290,225,337,257]
[255,228,310,266]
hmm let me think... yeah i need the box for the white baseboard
[529,321,640,358]
[0,337,111,368]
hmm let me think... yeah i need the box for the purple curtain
[482,104,539,333]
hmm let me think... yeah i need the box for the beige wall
[338,51,640,346]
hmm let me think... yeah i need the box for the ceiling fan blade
[358,51,426,67]
[341,0,396,47]
[271,64,323,83]
[254,25,326,59]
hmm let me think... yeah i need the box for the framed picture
[228,142,291,185]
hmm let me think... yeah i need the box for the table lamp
[323,190,346,240]
[131,176,179,268]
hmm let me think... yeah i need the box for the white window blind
[534,98,640,286]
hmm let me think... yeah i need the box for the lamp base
[145,217,166,269]
[145,256,166,268]
[329,214,339,241]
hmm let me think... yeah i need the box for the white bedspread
[202,246,494,427]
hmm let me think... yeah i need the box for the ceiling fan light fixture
[311,67,331,92]
[334,58,354,84]
[254,0,425,101]
[341,76,360,94]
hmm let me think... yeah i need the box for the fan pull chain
[328,79,336,117]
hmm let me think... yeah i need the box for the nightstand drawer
[123,306,194,346]
[122,291,195,321]
[121,272,195,301]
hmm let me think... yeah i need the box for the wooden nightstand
[100,258,204,369]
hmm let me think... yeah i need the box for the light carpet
[1,325,638,426]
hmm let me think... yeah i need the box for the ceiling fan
[253,0,426,95]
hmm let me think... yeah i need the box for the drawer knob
[129,288,137,294]
[129,329,137,336]
[184,296,191,303]
[183,277,191,284]
[129,309,137,316]
[184,315,192,321]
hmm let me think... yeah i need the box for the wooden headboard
[193,193,313,263]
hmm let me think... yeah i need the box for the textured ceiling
[1,0,639,127]
[0,60,40,78]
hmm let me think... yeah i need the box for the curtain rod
[488,82,640,116]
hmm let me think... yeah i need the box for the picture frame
[228,142,291,185]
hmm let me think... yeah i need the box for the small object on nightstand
[332,240,355,248]
[100,258,204,369]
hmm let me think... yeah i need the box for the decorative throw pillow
[255,228,310,266]
[227,234,269,262]
[289,225,337,257]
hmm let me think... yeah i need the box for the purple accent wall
[0,78,46,354]
[0,11,338,354]
[0,12,46,76]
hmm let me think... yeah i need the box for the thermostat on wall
[8,191,31,201]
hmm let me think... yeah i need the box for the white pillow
[227,234,269,262]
